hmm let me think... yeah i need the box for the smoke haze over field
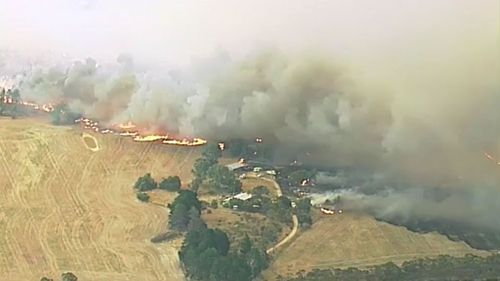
[1,1,499,230]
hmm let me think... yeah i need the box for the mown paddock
[0,117,201,281]
[263,212,488,280]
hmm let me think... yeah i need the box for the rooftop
[226,162,248,171]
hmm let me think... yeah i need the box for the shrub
[137,192,150,202]
[159,176,181,191]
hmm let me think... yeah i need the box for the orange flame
[162,138,208,146]
[1,96,54,113]
[75,118,207,146]
[3,96,208,147]
[133,134,168,142]
[218,142,225,150]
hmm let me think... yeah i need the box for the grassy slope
[0,117,200,280]
[265,212,487,280]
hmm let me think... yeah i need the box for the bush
[252,186,270,197]
[61,272,78,281]
[159,176,181,191]
[211,199,219,209]
[136,192,150,202]
[134,173,158,191]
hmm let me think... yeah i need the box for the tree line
[190,143,242,194]
[278,254,500,281]
[0,88,22,118]
[134,173,182,202]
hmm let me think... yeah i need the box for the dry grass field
[203,208,288,250]
[0,117,201,281]
[265,213,488,279]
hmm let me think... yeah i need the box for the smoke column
[0,0,499,231]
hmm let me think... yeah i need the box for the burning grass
[75,117,208,147]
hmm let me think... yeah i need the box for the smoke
[1,0,499,231]
[309,185,500,232]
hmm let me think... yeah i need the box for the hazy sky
[1,0,498,65]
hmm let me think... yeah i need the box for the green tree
[296,198,312,227]
[239,234,252,255]
[136,192,150,202]
[187,206,207,231]
[170,190,202,213]
[207,165,242,194]
[0,88,5,115]
[288,169,316,186]
[40,278,53,281]
[247,247,269,278]
[9,88,20,118]
[277,196,292,210]
[159,176,181,191]
[61,272,78,281]
[169,203,190,231]
[202,143,222,163]
[192,158,214,179]
[169,190,202,231]
[213,228,230,256]
[192,248,219,280]
[252,185,270,197]
[133,173,158,191]
[209,255,252,281]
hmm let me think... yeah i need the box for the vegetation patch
[278,254,500,281]
[150,231,182,244]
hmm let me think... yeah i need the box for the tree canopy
[192,158,214,179]
[169,190,202,231]
[51,103,80,125]
[61,272,78,281]
[159,176,181,191]
[202,143,222,163]
[133,173,158,191]
[179,227,268,281]
[287,169,316,186]
[295,198,312,227]
[207,165,242,194]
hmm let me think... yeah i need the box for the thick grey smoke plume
[1,0,499,232]
[2,48,500,231]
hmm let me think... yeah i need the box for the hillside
[0,118,200,280]
[265,212,488,279]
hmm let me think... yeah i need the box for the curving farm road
[240,172,298,255]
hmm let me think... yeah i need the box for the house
[233,192,253,201]
[226,162,248,171]
[224,192,253,203]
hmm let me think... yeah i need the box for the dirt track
[0,118,200,280]
[266,215,298,254]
